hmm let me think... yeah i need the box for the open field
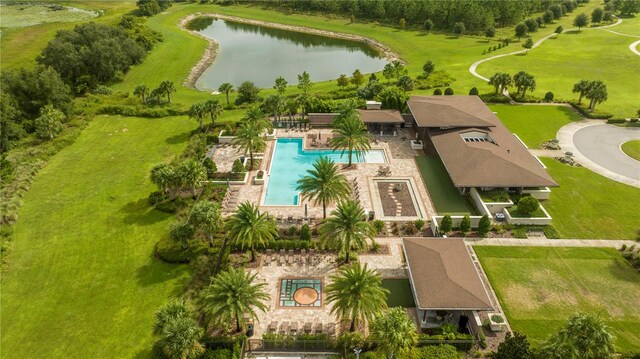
[490,104,581,148]
[621,140,640,161]
[415,156,469,215]
[475,246,640,352]
[542,158,640,239]
[478,17,640,118]
[0,115,193,358]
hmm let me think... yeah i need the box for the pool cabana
[402,237,493,333]
[308,109,404,136]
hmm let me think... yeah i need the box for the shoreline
[178,12,401,90]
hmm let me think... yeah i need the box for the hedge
[570,102,613,119]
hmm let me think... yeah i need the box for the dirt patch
[503,283,579,311]
[377,182,417,217]
[178,13,401,90]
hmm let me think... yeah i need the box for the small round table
[293,287,319,305]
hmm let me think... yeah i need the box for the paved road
[573,124,640,180]
[465,238,636,248]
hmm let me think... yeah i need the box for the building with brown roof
[407,96,557,191]
[402,237,493,330]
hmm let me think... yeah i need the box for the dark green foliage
[118,15,163,51]
[378,86,408,112]
[515,22,528,40]
[517,196,540,215]
[550,4,565,19]
[415,344,458,358]
[422,60,435,77]
[231,159,246,175]
[573,13,590,30]
[591,7,604,23]
[203,157,217,179]
[469,87,479,96]
[440,215,452,233]
[485,27,496,39]
[300,224,311,241]
[203,348,232,359]
[356,80,384,100]
[37,23,146,93]
[543,10,555,23]
[545,92,555,101]
[236,81,260,104]
[433,88,443,95]
[372,220,385,235]
[459,215,471,233]
[478,215,491,237]
[525,18,539,32]
[396,75,414,91]
[491,332,534,359]
[444,88,454,95]
[186,16,214,31]
[453,22,466,36]
[555,25,564,35]
[522,38,534,51]
[136,0,172,17]
[611,0,640,15]
[424,19,433,31]
[0,91,26,153]
[414,219,425,230]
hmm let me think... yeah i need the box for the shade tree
[574,13,590,30]
[296,156,350,219]
[320,200,376,263]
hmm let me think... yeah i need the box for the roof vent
[460,131,495,144]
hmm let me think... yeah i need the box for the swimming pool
[263,138,386,206]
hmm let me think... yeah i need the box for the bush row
[570,102,613,119]
[97,104,184,118]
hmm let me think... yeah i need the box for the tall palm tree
[572,80,592,104]
[218,83,234,105]
[203,99,224,130]
[177,159,206,197]
[369,307,418,359]
[296,156,351,219]
[326,263,389,332]
[134,84,149,103]
[189,200,222,246]
[243,105,271,130]
[232,120,266,171]
[319,199,375,263]
[160,316,204,359]
[159,80,176,103]
[223,201,277,262]
[539,313,614,359]
[150,163,175,194]
[330,115,372,168]
[154,299,190,335]
[187,103,207,132]
[203,267,269,332]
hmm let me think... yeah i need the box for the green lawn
[479,17,640,118]
[489,104,581,148]
[541,158,640,239]
[475,246,640,352]
[621,140,640,161]
[415,156,470,215]
[382,278,416,308]
[0,115,193,358]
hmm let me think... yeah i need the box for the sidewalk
[465,237,636,248]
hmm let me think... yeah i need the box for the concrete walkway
[465,237,636,248]
[631,40,640,56]
[529,149,563,157]
[557,120,640,188]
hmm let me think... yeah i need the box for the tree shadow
[446,36,460,40]
[120,197,172,225]
[607,259,640,283]
[136,254,190,288]
[165,130,191,145]
[564,30,581,35]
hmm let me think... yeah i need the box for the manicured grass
[475,246,640,352]
[542,158,640,239]
[0,115,193,358]
[489,104,581,148]
[415,156,469,215]
[479,17,640,118]
[621,140,640,161]
[382,278,416,308]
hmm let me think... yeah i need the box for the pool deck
[218,128,437,222]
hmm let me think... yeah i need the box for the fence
[247,337,478,353]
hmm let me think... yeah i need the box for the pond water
[0,3,100,28]
[194,18,388,90]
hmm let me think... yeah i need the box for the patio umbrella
[318,131,321,140]
[304,204,308,218]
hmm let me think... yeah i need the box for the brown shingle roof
[403,238,493,311]
[357,109,404,124]
[409,96,557,188]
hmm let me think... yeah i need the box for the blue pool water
[264,138,385,205]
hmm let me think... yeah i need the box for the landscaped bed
[507,204,547,218]
[415,156,471,215]
[381,278,416,308]
[475,246,640,352]
[377,182,418,217]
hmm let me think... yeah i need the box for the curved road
[557,121,640,187]
[469,17,639,82]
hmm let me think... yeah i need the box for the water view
[194,18,388,90]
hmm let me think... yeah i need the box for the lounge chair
[288,249,295,264]
[327,323,336,337]
[308,249,315,265]
[314,322,323,334]
[304,322,312,333]
[265,249,273,265]
[267,321,278,333]
[290,321,298,334]
[280,321,289,334]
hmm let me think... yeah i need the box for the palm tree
[203,99,224,130]
[572,80,592,104]
[488,72,512,94]
[232,121,266,171]
[187,103,207,132]
[203,267,269,332]
[160,316,204,359]
[319,199,375,263]
[330,114,372,168]
[154,299,190,335]
[218,83,234,105]
[159,80,176,103]
[369,307,418,359]
[585,80,607,111]
[539,312,614,359]
[326,263,389,332]
[295,93,311,119]
[177,159,206,197]
[150,163,175,194]
[134,84,149,103]
[296,156,351,219]
[189,201,222,246]
[223,201,277,262]
[243,105,271,129]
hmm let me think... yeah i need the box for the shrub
[479,93,510,103]
[478,330,488,349]
[440,215,452,233]
[415,344,458,359]
[478,215,491,236]
[404,222,417,235]
[373,219,385,235]
[544,91,555,101]
[517,196,539,215]
[203,348,232,359]
[256,170,264,179]
[231,159,246,175]
[414,219,425,230]
[156,237,191,263]
[469,87,479,96]
[444,87,454,95]
[433,89,443,95]
[203,157,217,180]
[300,224,311,241]
[370,240,381,253]
[544,225,560,239]
[459,215,471,233]
[491,314,504,323]
[288,225,298,236]
[607,118,626,124]
[570,102,613,119]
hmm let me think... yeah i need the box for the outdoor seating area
[266,320,336,336]
[262,249,322,267]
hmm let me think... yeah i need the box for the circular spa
[278,278,322,307]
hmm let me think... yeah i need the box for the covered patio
[307,109,406,136]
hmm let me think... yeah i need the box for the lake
[193,18,388,90]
